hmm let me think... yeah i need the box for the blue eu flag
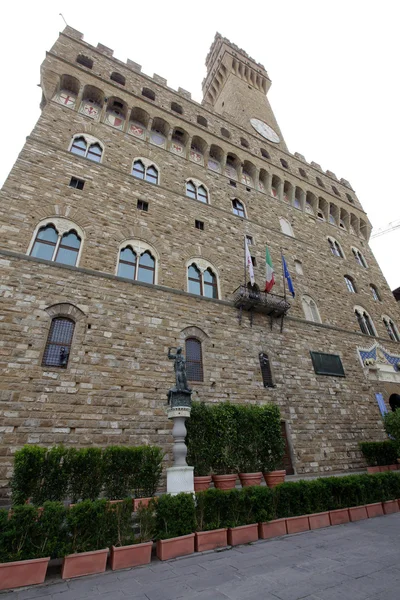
[282,255,295,298]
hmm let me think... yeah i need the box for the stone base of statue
[166,390,194,495]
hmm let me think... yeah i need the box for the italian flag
[264,246,275,292]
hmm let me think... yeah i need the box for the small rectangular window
[69,177,84,190]
[195,220,204,230]
[246,235,254,246]
[229,180,237,187]
[137,200,149,212]
[251,256,257,267]
[246,187,251,192]
[310,352,345,377]
[259,353,274,387]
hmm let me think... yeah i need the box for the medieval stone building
[1,27,400,497]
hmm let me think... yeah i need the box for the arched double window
[383,316,400,342]
[355,307,376,336]
[328,237,344,258]
[352,247,367,268]
[232,199,246,218]
[186,180,208,203]
[188,263,218,299]
[42,317,75,368]
[344,275,356,293]
[69,135,103,162]
[279,218,294,237]
[132,159,159,184]
[29,221,82,266]
[302,295,322,323]
[117,245,156,284]
[185,338,204,381]
[370,285,381,301]
[259,352,274,388]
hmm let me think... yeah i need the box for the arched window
[383,317,400,342]
[294,260,303,275]
[232,199,246,218]
[142,87,155,101]
[279,218,294,237]
[316,177,325,188]
[355,308,376,336]
[344,276,356,293]
[259,353,274,388]
[42,317,75,368]
[76,55,93,69]
[328,238,344,258]
[110,72,125,85]
[187,263,218,299]
[131,160,159,185]
[302,295,322,323]
[261,148,270,159]
[185,180,208,203]
[352,247,367,268]
[69,135,103,162]
[117,246,156,284]
[197,115,207,127]
[30,223,82,267]
[370,285,381,301]
[185,338,203,381]
[171,102,183,114]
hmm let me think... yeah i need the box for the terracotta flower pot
[286,516,310,534]
[258,518,287,539]
[61,549,108,579]
[0,557,50,591]
[349,506,368,522]
[156,533,195,561]
[329,508,349,525]
[110,541,152,570]
[194,476,212,492]
[212,474,237,490]
[263,470,286,488]
[238,472,263,487]
[133,497,153,511]
[367,466,381,474]
[365,503,384,518]
[388,464,398,471]
[227,523,258,546]
[195,528,227,552]
[383,500,400,515]
[308,512,331,530]
[379,465,390,472]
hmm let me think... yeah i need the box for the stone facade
[0,28,400,497]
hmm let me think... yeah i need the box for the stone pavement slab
[1,513,400,600]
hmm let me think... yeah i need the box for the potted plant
[236,405,263,487]
[195,489,229,551]
[359,441,398,473]
[186,402,213,491]
[0,502,66,591]
[210,403,238,490]
[155,493,196,560]
[259,406,286,488]
[224,488,259,546]
[109,499,155,570]
[61,499,111,579]
[132,446,164,509]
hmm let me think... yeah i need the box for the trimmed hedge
[155,492,196,540]
[384,411,400,455]
[359,441,398,467]
[187,402,284,476]
[11,444,164,506]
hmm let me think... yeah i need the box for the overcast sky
[1,1,399,289]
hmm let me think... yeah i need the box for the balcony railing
[232,285,291,319]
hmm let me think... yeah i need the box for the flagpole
[244,236,247,288]
[281,248,287,301]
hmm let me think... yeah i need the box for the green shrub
[359,441,398,466]
[63,499,112,555]
[259,405,285,472]
[136,502,157,543]
[103,447,138,500]
[133,446,164,498]
[384,411,400,455]
[195,488,232,531]
[107,498,135,547]
[186,402,213,476]
[320,475,366,510]
[36,446,70,504]
[155,492,196,540]
[244,485,274,524]
[209,403,239,475]
[0,502,67,563]
[273,480,315,518]
[68,448,104,503]
[11,445,46,505]
[236,405,263,473]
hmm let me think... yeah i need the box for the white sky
[1,0,399,289]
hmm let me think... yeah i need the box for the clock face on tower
[250,118,280,143]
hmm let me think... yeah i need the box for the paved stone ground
[2,514,400,600]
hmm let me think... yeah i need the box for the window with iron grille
[69,177,85,190]
[259,353,274,387]
[137,200,149,212]
[186,338,203,381]
[310,352,345,377]
[42,317,75,368]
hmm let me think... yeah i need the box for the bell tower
[202,34,288,152]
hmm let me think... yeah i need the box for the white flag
[245,240,255,285]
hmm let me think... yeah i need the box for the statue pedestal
[166,404,194,495]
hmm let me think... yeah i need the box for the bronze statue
[168,346,192,393]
